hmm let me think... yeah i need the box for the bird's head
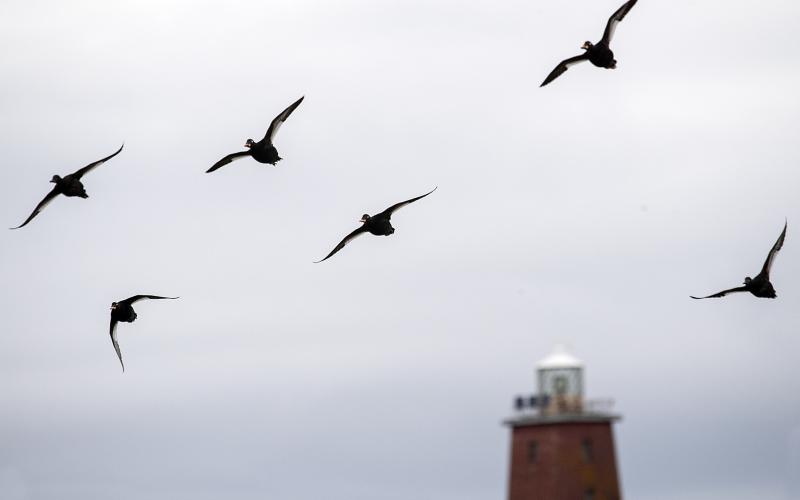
[111,302,118,311]
[360,214,371,223]
[744,277,752,285]
[50,175,61,183]
[244,139,256,149]
[581,41,593,50]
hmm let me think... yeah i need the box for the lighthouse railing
[512,394,615,416]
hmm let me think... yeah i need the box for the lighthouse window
[581,438,594,463]
[554,375,568,395]
[527,441,538,463]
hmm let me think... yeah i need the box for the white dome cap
[537,344,583,369]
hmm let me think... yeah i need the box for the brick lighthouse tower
[504,345,622,500]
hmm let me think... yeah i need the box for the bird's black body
[52,174,89,199]
[109,295,178,372]
[51,174,89,199]
[315,187,436,262]
[540,0,637,87]
[249,142,281,165]
[110,300,138,324]
[363,214,395,236]
[11,144,124,229]
[744,275,777,298]
[691,221,787,300]
[584,42,616,69]
[207,96,303,173]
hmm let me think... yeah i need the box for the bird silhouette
[207,96,304,173]
[691,220,787,299]
[315,188,437,263]
[109,295,178,372]
[540,0,638,87]
[11,144,124,229]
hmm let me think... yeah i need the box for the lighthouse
[504,345,622,500]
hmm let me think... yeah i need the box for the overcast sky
[1,0,800,499]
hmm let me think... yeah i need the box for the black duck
[540,0,638,87]
[315,188,437,263]
[691,220,787,300]
[207,96,304,173]
[110,295,178,371]
[11,144,124,229]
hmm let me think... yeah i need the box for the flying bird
[207,96,304,173]
[109,295,178,372]
[540,0,638,87]
[11,144,124,229]
[315,187,437,263]
[691,220,787,300]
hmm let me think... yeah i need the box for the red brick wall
[507,421,621,500]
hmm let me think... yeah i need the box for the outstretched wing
[10,186,61,229]
[110,318,125,372]
[379,187,437,219]
[314,226,368,263]
[263,96,304,144]
[206,151,251,173]
[122,295,179,305]
[601,0,638,45]
[540,55,590,87]
[761,220,787,278]
[690,286,749,299]
[71,143,124,180]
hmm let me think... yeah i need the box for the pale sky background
[1,0,800,499]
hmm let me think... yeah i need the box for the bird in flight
[207,96,304,173]
[11,144,124,229]
[109,295,178,372]
[691,220,787,299]
[540,0,638,87]
[315,187,437,263]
